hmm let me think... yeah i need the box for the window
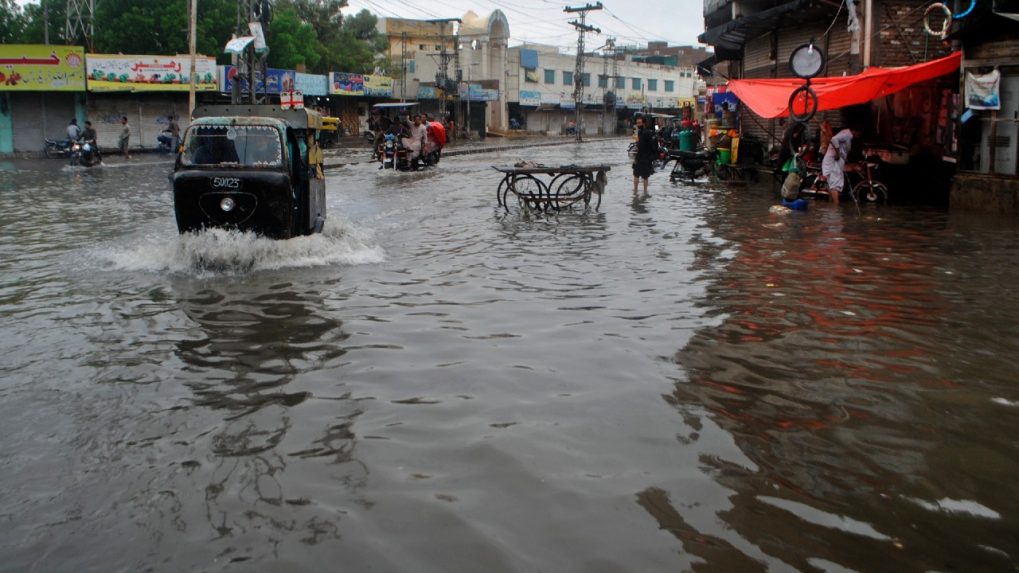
[632,77,642,90]
[615,76,625,89]
[419,44,425,51]
[435,44,442,51]
[648,79,657,91]
[407,61,416,73]
[597,74,608,88]
[563,71,573,85]
[665,80,675,92]
[581,73,590,87]
[544,69,556,84]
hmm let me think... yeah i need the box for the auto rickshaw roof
[191,105,324,130]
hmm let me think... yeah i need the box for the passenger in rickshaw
[370,108,392,159]
[402,113,427,168]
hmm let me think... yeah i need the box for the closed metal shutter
[743,32,774,77]
[86,93,189,152]
[11,92,76,153]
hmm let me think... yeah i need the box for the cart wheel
[510,174,547,211]
[851,180,888,203]
[788,85,819,123]
[552,174,586,210]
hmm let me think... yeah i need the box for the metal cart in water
[492,163,611,212]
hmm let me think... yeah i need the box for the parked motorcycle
[157,130,177,153]
[44,138,74,159]
[667,148,718,182]
[70,139,101,167]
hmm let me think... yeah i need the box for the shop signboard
[294,72,328,96]
[417,86,438,99]
[87,54,217,92]
[519,90,541,106]
[0,44,85,91]
[220,65,296,95]
[331,72,393,96]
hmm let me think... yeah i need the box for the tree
[93,0,235,57]
[268,5,322,70]
[0,0,26,43]
[16,0,67,45]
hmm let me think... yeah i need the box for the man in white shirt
[66,118,81,142]
[821,126,861,205]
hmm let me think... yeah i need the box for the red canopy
[728,51,961,119]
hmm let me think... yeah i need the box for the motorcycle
[69,139,101,167]
[44,138,74,159]
[157,130,178,153]
[378,133,403,170]
[667,148,718,182]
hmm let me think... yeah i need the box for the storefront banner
[519,90,541,106]
[87,54,217,92]
[295,72,328,96]
[364,75,393,97]
[0,45,85,91]
[417,86,438,99]
[965,70,1000,110]
[221,65,296,95]
[330,72,394,96]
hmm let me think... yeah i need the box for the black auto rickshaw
[171,105,326,239]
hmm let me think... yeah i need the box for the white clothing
[402,123,427,159]
[67,124,81,140]
[821,128,853,191]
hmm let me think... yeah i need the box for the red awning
[728,51,961,119]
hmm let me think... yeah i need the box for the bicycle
[800,155,889,204]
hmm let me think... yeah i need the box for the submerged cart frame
[493,164,611,212]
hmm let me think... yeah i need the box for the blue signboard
[220,65,296,95]
[295,72,328,96]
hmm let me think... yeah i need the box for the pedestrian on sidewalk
[119,116,131,159]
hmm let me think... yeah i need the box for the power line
[565,2,602,142]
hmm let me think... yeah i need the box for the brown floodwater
[0,144,1017,572]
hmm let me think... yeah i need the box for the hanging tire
[788,85,819,123]
[851,180,889,203]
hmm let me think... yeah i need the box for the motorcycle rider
[80,120,102,163]
[66,118,81,144]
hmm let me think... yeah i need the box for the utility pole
[233,0,271,105]
[66,0,96,52]
[427,18,462,117]
[401,32,407,103]
[565,2,602,142]
[188,0,197,117]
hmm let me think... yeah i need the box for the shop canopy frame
[727,51,962,119]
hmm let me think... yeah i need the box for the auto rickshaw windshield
[182,124,284,168]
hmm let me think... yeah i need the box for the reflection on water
[663,194,1019,571]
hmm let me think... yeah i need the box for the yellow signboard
[0,45,86,91]
[86,54,218,92]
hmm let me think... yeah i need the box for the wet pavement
[0,142,1018,572]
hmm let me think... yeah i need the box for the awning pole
[863,0,873,68]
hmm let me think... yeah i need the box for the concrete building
[505,43,701,136]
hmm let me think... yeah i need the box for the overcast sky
[341,0,707,51]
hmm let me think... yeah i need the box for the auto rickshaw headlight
[220,197,236,212]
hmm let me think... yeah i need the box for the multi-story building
[376,17,460,103]
[505,43,702,136]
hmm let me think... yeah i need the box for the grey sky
[342,0,707,51]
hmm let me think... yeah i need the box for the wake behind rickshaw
[171,104,327,239]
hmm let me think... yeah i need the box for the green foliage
[93,0,236,56]
[0,0,26,43]
[16,0,67,45]
[9,0,387,76]
[268,5,322,70]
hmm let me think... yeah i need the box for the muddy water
[0,145,1017,572]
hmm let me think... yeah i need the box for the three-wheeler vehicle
[171,105,326,239]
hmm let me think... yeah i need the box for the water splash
[95,217,385,275]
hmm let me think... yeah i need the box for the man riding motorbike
[78,120,102,164]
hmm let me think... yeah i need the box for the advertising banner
[294,72,328,96]
[331,72,393,96]
[966,70,1000,110]
[417,86,438,99]
[458,83,499,101]
[0,44,85,91]
[519,90,542,106]
[364,74,393,97]
[87,54,217,92]
[221,65,296,95]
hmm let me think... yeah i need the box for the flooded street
[1,142,1018,572]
